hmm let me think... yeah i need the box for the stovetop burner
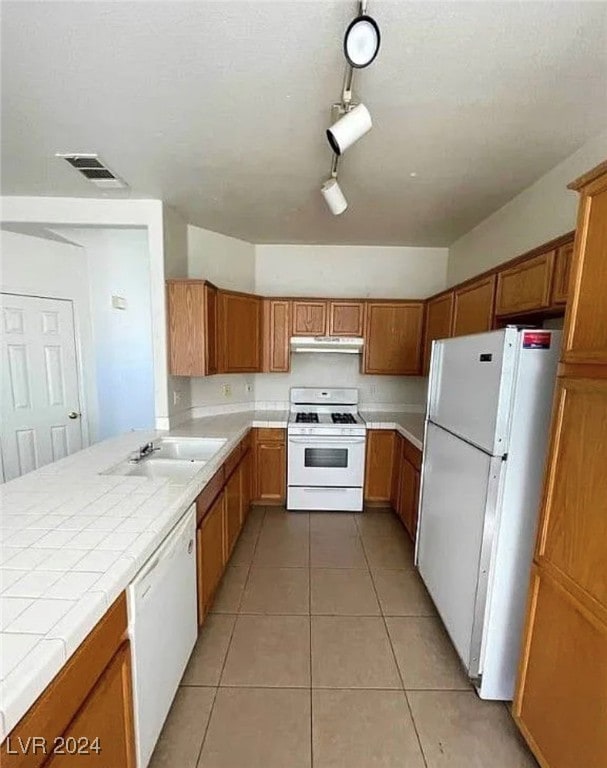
[295,412,319,423]
[331,413,357,424]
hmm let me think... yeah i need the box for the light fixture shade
[326,103,372,156]
[344,14,381,68]
[321,178,348,215]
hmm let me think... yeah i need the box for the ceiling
[1,1,606,246]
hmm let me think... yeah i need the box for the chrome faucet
[129,441,160,463]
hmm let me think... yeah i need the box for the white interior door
[416,422,502,672]
[1,294,83,481]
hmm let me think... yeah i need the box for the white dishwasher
[128,505,197,768]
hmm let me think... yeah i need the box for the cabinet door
[45,643,135,768]
[495,251,555,316]
[563,177,607,363]
[452,275,496,337]
[166,281,206,376]
[240,448,252,525]
[225,465,242,557]
[398,457,420,541]
[219,292,262,372]
[254,440,286,504]
[292,301,327,336]
[514,568,607,768]
[363,303,424,375]
[364,430,395,503]
[551,241,574,305]
[328,301,365,337]
[197,492,226,622]
[204,283,218,375]
[423,292,454,374]
[263,299,291,372]
[390,432,404,512]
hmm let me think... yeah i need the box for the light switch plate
[111,295,127,310]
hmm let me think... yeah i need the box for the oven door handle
[288,437,366,445]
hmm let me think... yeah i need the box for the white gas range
[287,387,367,512]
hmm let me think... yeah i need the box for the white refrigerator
[416,327,561,700]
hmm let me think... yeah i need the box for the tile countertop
[0,409,288,739]
[360,410,425,451]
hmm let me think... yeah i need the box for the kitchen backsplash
[252,354,428,410]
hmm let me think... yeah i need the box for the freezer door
[427,329,516,455]
[416,422,503,676]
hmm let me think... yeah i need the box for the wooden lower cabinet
[224,466,242,558]
[45,644,135,768]
[253,429,286,505]
[398,456,420,540]
[1,594,135,768]
[364,430,395,504]
[452,275,496,336]
[197,492,226,623]
[240,448,252,524]
[513,568,607,768]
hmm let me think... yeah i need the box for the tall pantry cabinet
[513,161,607,768]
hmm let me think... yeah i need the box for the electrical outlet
[222,383,232,398]
[172,390,181,406]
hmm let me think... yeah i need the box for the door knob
[68,411,80,420]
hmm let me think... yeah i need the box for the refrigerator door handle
[467,455,507,681]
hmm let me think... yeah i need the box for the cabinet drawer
[196,466,225,524]
[495,251,555,316]
[255,428,285,443]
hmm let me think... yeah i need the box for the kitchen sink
[100,436,227,484]
[152,436,227,462]
[103,457,206,483]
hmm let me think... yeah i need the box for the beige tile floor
[150,505,538,768]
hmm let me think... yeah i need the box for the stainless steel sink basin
[153,437,227,462]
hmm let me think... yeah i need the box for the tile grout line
[359,518,430,768]
[194,504,267,768]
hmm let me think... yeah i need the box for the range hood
[290,336,364,354]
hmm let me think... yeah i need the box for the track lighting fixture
[327,103,372,156]
[320,0,380,216]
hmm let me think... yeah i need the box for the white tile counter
[0,410,287,739]
[360,410,425,451]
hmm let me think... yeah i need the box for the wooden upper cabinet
[166,280,217,376]
[363,302,424,375]
[564,164,607,364]
[551,241,574,305]
[218,291,262,373]
[292,300,327,336]
[262,299,291,373]
[423,292,454,374]
[452,275,496,337]
[328,301,365,337]
[495,251,555,316]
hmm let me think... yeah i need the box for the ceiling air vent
[55,153,128,189]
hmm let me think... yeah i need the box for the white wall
[0,229,98,443]
[447,130,607,285]
[253,355,427,410]
[187,225,257,415]
[54,228,155,440]
[255,245,448,299]
[1,197,170,428]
